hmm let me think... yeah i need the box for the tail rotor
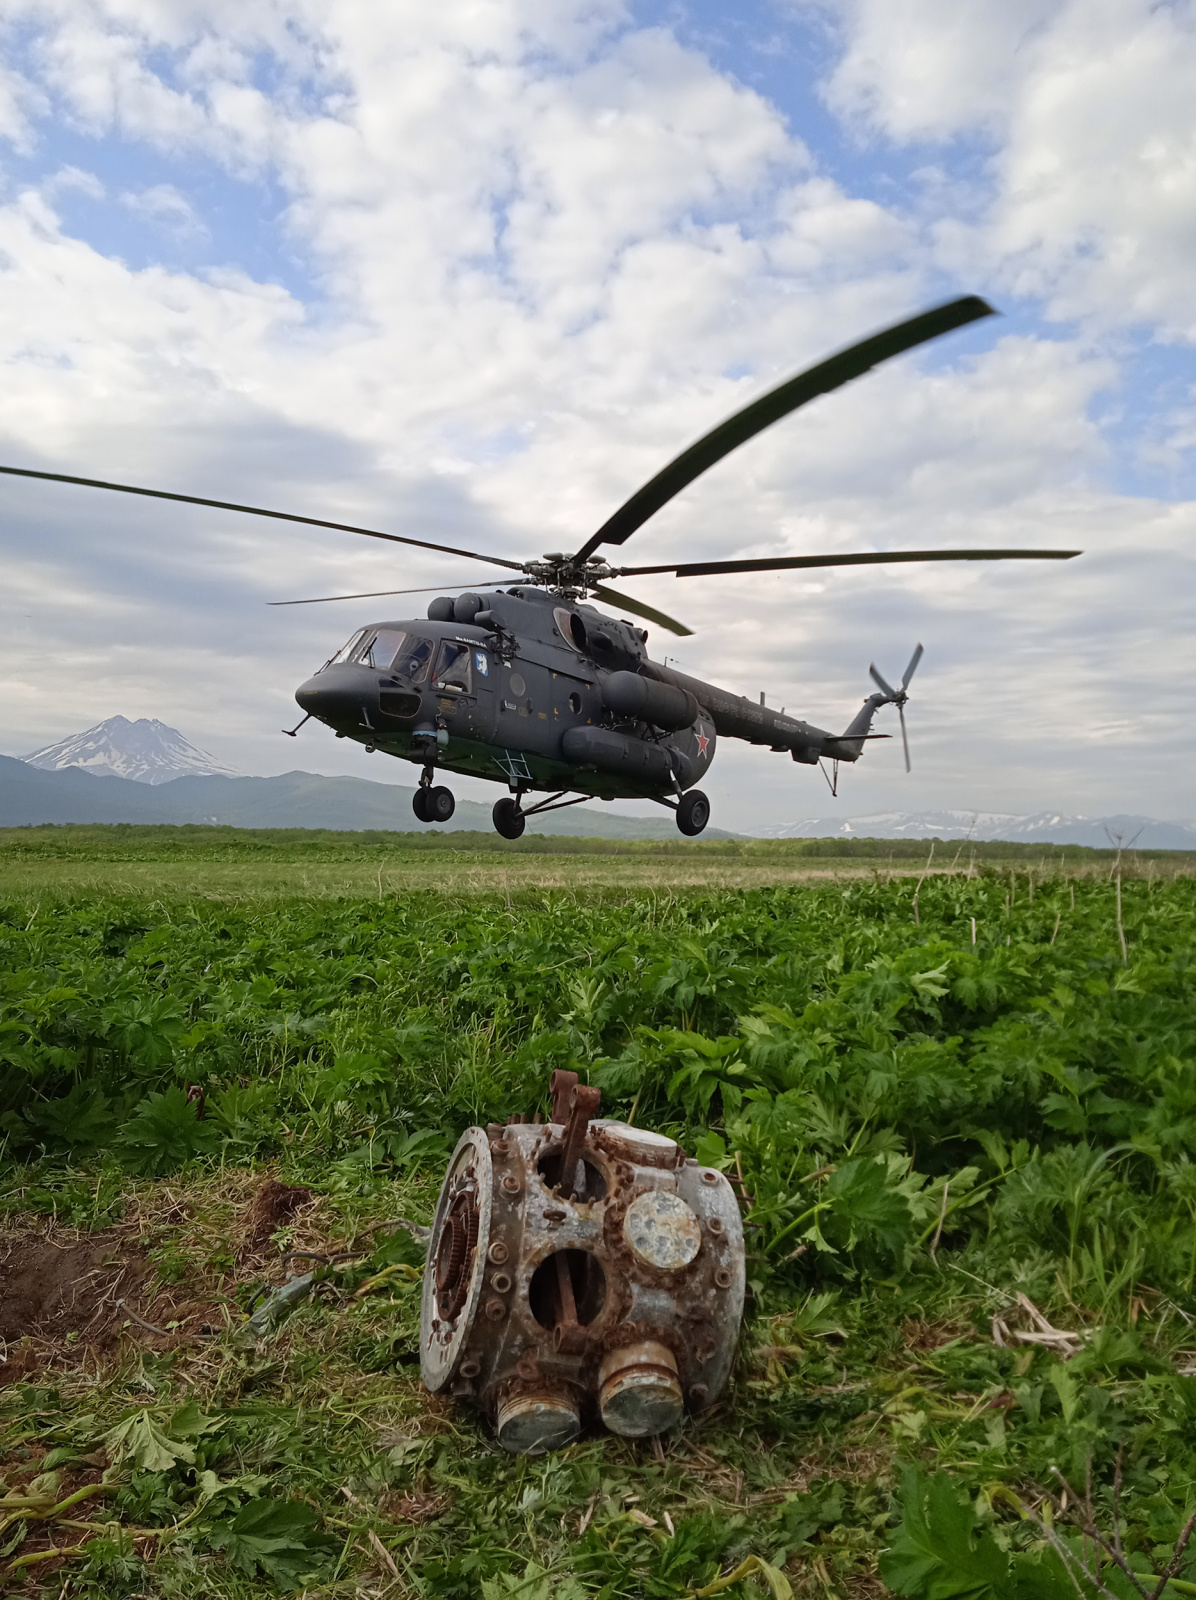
[869,644,923,772]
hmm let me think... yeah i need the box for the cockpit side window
[362,628,409,669]
[393,636,435,682]
[329,628,368,666]
[434,640,472,692]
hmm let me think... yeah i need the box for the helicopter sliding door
[432,639,498,744]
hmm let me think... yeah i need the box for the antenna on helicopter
[869,644,924,772]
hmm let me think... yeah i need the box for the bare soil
[239,1177,314,1262]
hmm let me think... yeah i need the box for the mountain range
[3,719,1193,846]
[0,755,725,839]
[756,809,1196,851]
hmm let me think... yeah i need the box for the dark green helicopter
[1,297,1077,838]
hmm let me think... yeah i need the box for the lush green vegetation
[2,863,1196,1596]
[5,821,1191,863]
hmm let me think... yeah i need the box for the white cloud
[814,0,1196,343]
[120,180,207,239]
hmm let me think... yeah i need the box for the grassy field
[2,825,1192,899]
[3,831,1196,1598]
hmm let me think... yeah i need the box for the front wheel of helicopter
[493,797,526,840]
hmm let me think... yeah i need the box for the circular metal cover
[623,1190,701,1270]
[420,1129,492,1391]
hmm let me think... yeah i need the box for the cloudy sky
[0,0,1192,829]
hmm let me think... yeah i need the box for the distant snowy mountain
[23,716,239,786]
[756,810,1196,850]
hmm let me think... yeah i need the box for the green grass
[3,824,1191,901]
[2,854,1196,1597]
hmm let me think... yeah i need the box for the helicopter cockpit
[326,627,435,681]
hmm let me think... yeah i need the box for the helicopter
[0,296,1078,839]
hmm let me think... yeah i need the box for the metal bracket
[818,757,841,796]
[518,792,592,819]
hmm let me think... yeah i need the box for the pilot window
[434,641,472,692]
[392,636,435,682]
[360,628,408,669]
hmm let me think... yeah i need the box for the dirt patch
[0,1223,222,1386]
[240,1178,315,1260]
[0,1231,146,1348]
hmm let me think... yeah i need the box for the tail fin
[825,692,888,761]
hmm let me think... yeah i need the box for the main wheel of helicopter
[412,787,431,823]
[427,785,455,824]
[676,789,710,837]
[493,797,526,840]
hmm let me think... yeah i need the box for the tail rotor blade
[902,642,924,691]
[899,704,911,773]
[869,663,898,699]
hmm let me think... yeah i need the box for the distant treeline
[1,823,1192,863]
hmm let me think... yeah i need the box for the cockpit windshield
[392,636,435,682]
[360,628,410,670]
[326,628,434,679]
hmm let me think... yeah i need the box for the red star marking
[695,730,710,757]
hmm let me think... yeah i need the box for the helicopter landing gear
[676,789,710,837]
[413,772,455,824]
[493,796,526,840]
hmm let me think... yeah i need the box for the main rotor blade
[270,579,510,606]
[589,583,693,637]
[902,642,924,690]
[899,704,911,773]
[616,548,1080,577]
[572,295,996,564]
[0,463,525,571]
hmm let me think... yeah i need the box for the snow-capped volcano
[23,716,239,786]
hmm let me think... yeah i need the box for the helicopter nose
[295,667,365,726]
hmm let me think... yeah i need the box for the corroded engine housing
[419,1071,745,1454]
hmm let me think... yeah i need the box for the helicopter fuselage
[294,584,869,808]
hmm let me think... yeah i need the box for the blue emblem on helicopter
[475,651,489,677]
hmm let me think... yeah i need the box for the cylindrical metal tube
[602,670,699,731]
[598,1341,684,1438]
[495,1390,581,1455]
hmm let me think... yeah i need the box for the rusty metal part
[420,1076,745,1453]
[496,1388,580,1455]
[599,1339,684,1437]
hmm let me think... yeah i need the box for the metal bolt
[488,1240,509,1265]
[484,1298,506,1322]
[491,1271,513,1294]
[490,1138,510,1157]
[501,1174,521,1195]
[700,1170,719,1186]
[714,1267,733,1289]
[706,1217,725,1236]
[460,1357,481,1377]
